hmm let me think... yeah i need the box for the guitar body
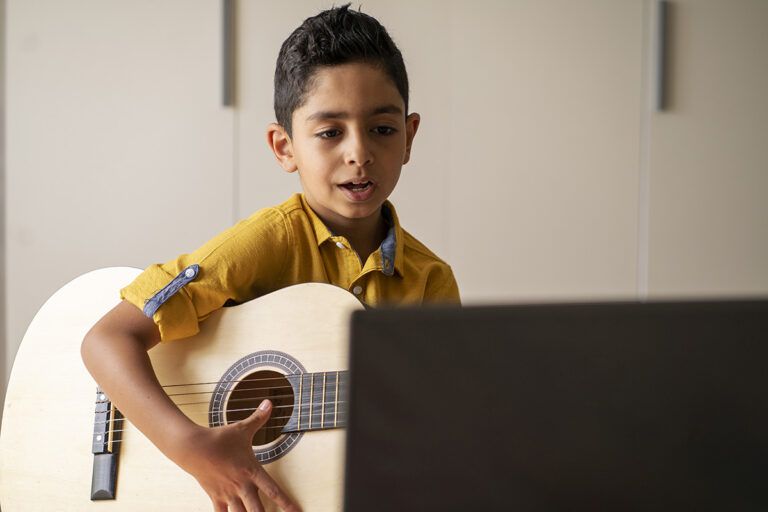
[0,267,364,511]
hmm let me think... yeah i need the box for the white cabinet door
[5,0,235,373]
[443,1,644,302]
[648,0,768,296]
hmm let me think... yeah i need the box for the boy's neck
[322,207,388,264]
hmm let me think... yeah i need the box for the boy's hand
[173,399,301,512]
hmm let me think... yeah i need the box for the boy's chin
[335,202,385,221]
[305,192,386,225]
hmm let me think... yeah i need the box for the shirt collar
[300,194,335,245]
[379,203,399,276]
[300,194,404,277]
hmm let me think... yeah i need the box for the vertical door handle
[655,0,669,110]
[222,0,235,106]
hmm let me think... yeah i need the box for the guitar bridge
[90,387,123,500]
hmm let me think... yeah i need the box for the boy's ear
[267,123,298,173]
[403,113,421,165]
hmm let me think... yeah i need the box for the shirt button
[335,241,345,249]
[353,286,363,295]
[184,268,196,278]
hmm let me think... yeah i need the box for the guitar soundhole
[225,370,294,446]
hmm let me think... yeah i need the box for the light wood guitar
[0,267,364,511]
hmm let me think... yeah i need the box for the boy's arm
[81,300,300,512]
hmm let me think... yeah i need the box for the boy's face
[269,62,419,232]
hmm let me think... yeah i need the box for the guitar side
[0,267,363,511]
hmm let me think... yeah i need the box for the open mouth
[340,181,373,192]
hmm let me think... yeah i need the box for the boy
[82,4,459,512]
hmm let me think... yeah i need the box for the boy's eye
[373,126,397,136]
[317,129,342,139]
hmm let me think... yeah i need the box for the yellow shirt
[121,194,460,342]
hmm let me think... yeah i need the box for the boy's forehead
[297,63,405,121]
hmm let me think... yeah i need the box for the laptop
[343,299,768,511]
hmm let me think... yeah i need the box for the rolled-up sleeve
[120,207,292,342]
[120,263,201,341]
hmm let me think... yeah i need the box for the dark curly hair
[274,4,409,137]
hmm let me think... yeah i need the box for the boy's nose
[344,132,373,167]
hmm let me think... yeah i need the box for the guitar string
[166,385,293,399]
[93,401,348,433]
[174,392,296,408]
[153,372,348,392]
[99,409,349,437]
[94,402,347,435]
[96,379,343,403]
[95,385,296,405]
[99,413,350,446]
[97,400,348,422]
[95,391,341,433]
[92,398,298,425]
[95,406,349,440]
[93,400,331,426]
[93,376,348,435]
[95,386,340,413]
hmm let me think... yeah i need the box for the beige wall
[1,0,6,417]
[3,1,768,408]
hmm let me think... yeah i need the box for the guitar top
[0,267,363,511]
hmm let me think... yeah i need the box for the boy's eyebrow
[371,104,404,116]
[305,104,403,122]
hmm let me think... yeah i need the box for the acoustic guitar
[0,267,363,511]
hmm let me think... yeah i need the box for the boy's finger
[240,399,273,434]
[228,498,246,512]
[240,483,266,512]
[251,465,301,512]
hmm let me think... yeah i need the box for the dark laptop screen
[344,300,768,511]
